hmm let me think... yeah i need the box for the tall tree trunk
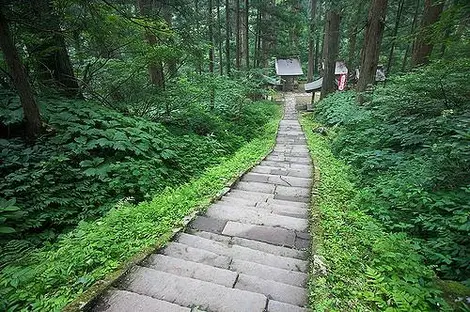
[138,0,165,88]
[195,0,202,74]
[0,7,41,139]
[307,0,317,82]
[28,0,81,98]
[386,0,405,74]
[320,10,341,99]
[235,0,241,69]
[347,3,362,71]
[411,0,444,67]
[225,0,231,75]
[209,0,215,109]
[163,1,177,78]
[254,8,261,68]
[244,0,249,69]
[402,0,420,71]
[357,0,388,93]
[217,0,223,75]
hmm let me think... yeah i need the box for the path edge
[62,102,285,312]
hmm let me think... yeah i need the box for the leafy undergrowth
[314,59,470,284]
[301,114,450,311]
[0,95,278,250]
[0,105,281,311]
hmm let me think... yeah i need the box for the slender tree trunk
[138,0,165,88]
[402,0,420,71]
[357,0,388,93]
[28,0,81,98]
[314,35,320,75]
[386,0,405,74]
[235,0,241,69]
[225,0,231,75]
[254,8,261,68]
[244,0,249,69]
[307,0,317,82]
[321,10,341,99]
[195,0,202,74]
[0,7,41,139]
[163,2,177,78]
[411,0,444,67]
[209,0,215,109]
[347,3,362,71]
[217,0,223,75]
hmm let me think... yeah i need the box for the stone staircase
[93,93,312,312]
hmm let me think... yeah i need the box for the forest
[0,0,469,311]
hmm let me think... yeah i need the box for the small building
[304,61,349,93]
[275,58,304,91]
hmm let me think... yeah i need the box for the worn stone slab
[266,198,309,209]
[252,166,312,179]
[206,204,308,231]
[192,231,306,259]
[256,202,308,219]
[266,155,311,165]
[93,289,190,312]
[222,221,296,247]
[220,196,258,207]
[145,254,237,287]
[225,189,273,201]
[123,267,267,312]
[268,300,308,312]
[234,274,307,306]
[243,173,311,188]
[274,186,310,203]
[161,242,230,269]
[230,259,307,287]
[177,233,307,272]
[189,216,227,233]
[235,181,275,194]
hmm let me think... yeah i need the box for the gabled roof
[275,58,304,76]
[304,77,323,92]
[335,61,348,75]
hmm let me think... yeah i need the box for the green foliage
[0,95,278,249]
[314,59,470,283]
[301,114,449,312]
[0,108,281,311]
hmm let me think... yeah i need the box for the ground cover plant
[0,105,281,311]
[301,114,451,312]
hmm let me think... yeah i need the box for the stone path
[93,93,312,312]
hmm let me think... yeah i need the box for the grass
[301,113,450,312]
[0,104,282,312]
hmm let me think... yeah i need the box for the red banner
[338,74,347,91]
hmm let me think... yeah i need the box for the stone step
[122,267,267,312]
[225,189,273,201]
[222,221,296,247]
[176,233,308,272]
[230,259,307,287]
[260,160,312,170]
[144,254,237,288]
[161,242,230,269]
[266,197,309,209]
[189,216,228,233]
[266,155,311,165]
[268,300,308,312]
[205,203,308,231]
[270,151,310,158]
[275,185,310,203]
[93,289,190,312]
[220,196,258,207]
[191,230,306,259]
[234,181,275,194]
[234,273,307,306]
[212,200,308,221]
[242,172,311,188]
[251,165,312,179]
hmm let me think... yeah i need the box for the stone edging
[63,103,284,312]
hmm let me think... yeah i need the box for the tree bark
[209,0,215,109]
[320,10,340,99]
[217,0,223,75]
[307,0,317,82]
[386,0,405,74]
[28,0,81,98]
[244,0,249,69]
[138,0,165,88]
[347,3,362,71]
[225,0,231,75]
[0,7,42,139]
[411,0,444,67]
[402,0,420,71]
[235,0,240,69]
[357,0,388,93]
